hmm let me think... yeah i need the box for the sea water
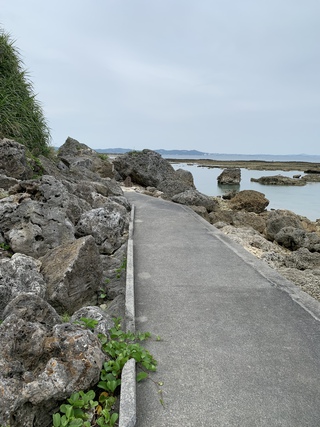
[169,158,320,222]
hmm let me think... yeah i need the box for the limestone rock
[229,190,269,213]
[171,189,218,212]
[58,137,114,179]
[2,293,61,327]
[217,168,241,184]
[175,168,195,186]
[0,318,105,427]
[40,236,103,315]
[0,254,46,320]
[0,197,75,258]
[274,227,307,251]
[0,138,33,180]
[70,306,115,337]
[76,202,128,254]
[113,149,193,197]
[157,178,193,198]
[265,210,304,241]
[0,174,19,190]
[284,247,320,270]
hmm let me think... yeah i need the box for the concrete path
[125,191,320,427]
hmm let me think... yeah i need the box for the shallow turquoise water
[172,163,320,222]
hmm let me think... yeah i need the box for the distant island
[95,148,207,156]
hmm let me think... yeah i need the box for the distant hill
[95,148,207,156]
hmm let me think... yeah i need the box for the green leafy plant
[115,258,126,279]
[61,312,71,323]
[98,154,109,161]
[74,317,99,330]
[0,242,11,251]
[97,317,157,394]
[53,317,159,426]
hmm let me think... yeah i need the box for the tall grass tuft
[0,29,51,156]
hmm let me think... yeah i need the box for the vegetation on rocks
[0,29,51,156]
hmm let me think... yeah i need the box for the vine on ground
[52,317,159,427]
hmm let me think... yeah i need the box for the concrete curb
[119,205,136,427]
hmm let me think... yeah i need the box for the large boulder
[57,137,114,179]
[171,189,218,212]
[0,138,33,180]
[217,167,241,184]
[229,190,269,213]
[113,149,194,196]
[40,236,103,315]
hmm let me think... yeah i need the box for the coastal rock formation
[229,190,269,214]
[113,149,194,197]
[217,167,241,184]
[0,137,130,426]
[251,174,306,186]
[57,136,114,179]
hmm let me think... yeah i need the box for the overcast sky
[1,1,320,154]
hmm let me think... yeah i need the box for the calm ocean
[168,154,320,222]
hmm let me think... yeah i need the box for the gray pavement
[125,191,320,427]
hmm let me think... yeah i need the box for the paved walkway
[125,191,320,427]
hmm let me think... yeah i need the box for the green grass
[0,29,51,156]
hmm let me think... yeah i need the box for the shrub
[0,29,51,156]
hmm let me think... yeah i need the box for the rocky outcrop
[229,190,269,214]
[113,149,194,197]
[217,167,241,184]
[0,137,130,426]
[251,174,306,186]
[57,136,114,179]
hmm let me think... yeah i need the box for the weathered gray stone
[40,235,103,315]
[70,306,115,337]
[175,168,195,187]
[0,138,33,180]
[3,293,61,327]
[0,174,19,190]
[0,254,46,320]
[284,247,320,270]
[76,202,128,254]
[274,227,306,250]
[113,149,194,197]
[265,210,304,241]
[0,318,105,427]
[58,137,114,179]
[172,189,218,212]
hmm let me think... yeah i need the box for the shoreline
[167,158,320,172]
